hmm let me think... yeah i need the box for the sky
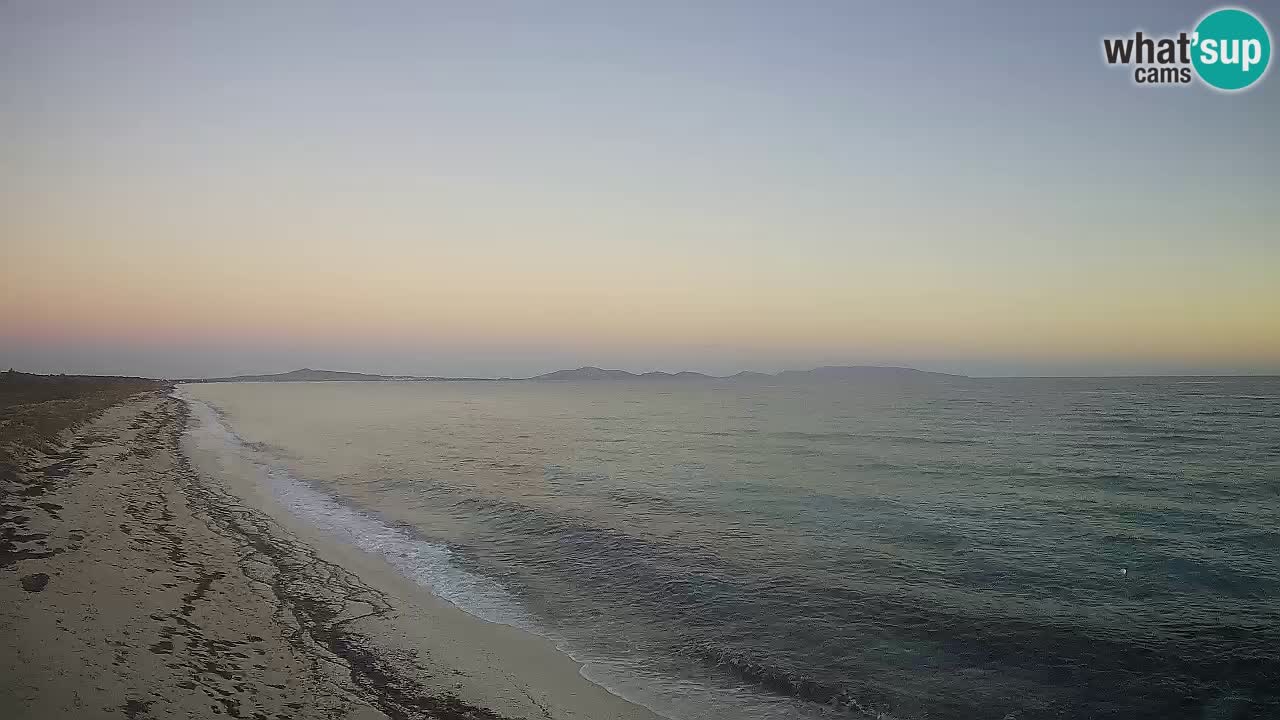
[2,1,1278,378]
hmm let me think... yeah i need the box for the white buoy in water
[1120,568,1128,576]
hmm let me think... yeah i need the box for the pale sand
[0,391,662,720]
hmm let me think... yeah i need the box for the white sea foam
[175,387,838,720]
[265,467,541,631]
[179,390,538,632]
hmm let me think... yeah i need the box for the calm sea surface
[181,377,1280,719]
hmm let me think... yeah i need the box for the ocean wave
[181,394,538,632]
[178,392,848,720]
[175,381,1280,720]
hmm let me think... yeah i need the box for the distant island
[182,368,495,383]
[185,368,413,383]
[185,365,964,383]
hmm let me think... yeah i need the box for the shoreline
[1,389,661,719]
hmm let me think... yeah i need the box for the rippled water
[181,377,1280,719]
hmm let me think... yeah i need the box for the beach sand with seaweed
[0,380,659,720]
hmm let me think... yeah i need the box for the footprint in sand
[20,572,50,592]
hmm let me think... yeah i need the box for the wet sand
[1,388,660,720]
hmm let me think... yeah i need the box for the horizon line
[7,365,1279,383]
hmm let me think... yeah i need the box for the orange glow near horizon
[5,226,1278,371]
[3,4,1278,377]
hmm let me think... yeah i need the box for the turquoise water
[183,377,1280,719]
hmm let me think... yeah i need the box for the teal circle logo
[1192,8,1271,91]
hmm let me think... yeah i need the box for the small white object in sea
[1120,568,1128,576]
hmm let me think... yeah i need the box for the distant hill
[185,364,964,384]
[188,368,426,383]
[532,367,638,382]
[639,370,715,380]
[533,367,718,381]
[774,366,958,381]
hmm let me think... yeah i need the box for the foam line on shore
[183,393,540,632]
[175,387,852,720]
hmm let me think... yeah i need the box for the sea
[178,376,1280,719]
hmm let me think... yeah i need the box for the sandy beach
[1,385,661,720]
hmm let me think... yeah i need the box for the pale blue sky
[2,2,1277,377]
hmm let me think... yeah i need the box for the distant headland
[180,365,963,383]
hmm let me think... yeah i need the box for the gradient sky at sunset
[3,2,1278,377]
